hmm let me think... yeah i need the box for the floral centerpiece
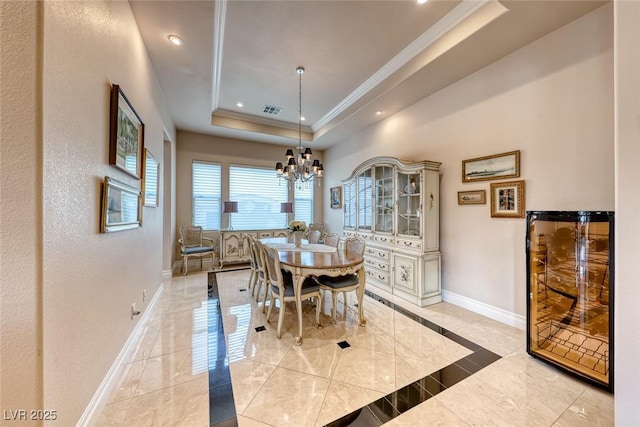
[288,221,307,247]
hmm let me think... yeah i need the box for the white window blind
[229,165,288,229]
[294,184,313,225]
[192,161,222,230]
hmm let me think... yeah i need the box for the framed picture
[330,186,342,209]
[109,84,145,179]
[490,180,525,218]
[458,190,486,205]
[143,149,160,207]
[101,176,142,232]
[462,150,520,183]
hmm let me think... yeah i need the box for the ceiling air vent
[262,105,282,116]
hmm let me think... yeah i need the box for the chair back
[323,233,340,248]
[180,225,203,247]
[254,240,269,276]
[308,223,324,235]
[308,230,321,244]
[264,246,286,294]
[345,237,365,257]
[244,234,257,268]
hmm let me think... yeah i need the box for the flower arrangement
[288,220,307,235]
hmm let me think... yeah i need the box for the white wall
[0,1,174,424]
[614,1,640,423]
[324,4,614,320]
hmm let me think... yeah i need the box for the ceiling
[129,0,607,150]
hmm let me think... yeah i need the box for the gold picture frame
[462,150,520,183]
[330,186,342,209]
[490,180,525,218]
[458,190,486,205]
[101,176,142,232]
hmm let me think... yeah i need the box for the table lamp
[223,201,238,230]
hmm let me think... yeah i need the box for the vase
[293,231,302,248]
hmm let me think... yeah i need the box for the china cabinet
[342,156,441,306]
[219,229,288,267]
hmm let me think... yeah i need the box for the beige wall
[323,4,614,319]
[614,0,640,422]
[0,0,43,416]
[174,131,325,265]
[2,0,174,424]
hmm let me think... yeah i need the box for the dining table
[261,237,366,345]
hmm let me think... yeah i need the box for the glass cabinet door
[343,180,356,229]
[526,211,613,391]
[357,169,372,230]
[374,165,394,233]
[397,171,421,237]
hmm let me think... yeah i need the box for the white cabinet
[219,229,287,268]
[343,156,442,307]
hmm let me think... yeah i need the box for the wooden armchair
[179,225,215,275]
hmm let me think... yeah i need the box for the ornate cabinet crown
[342,156,442,307]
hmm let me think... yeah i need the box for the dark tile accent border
[208,272,238,426]
[337,341,351,349]
[324,291,502,426]
[255,325,266,332]
[208,271,501,427]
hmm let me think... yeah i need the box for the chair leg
[261,282,270,313]
[183,255,188,275]
[266,293,275,323]
[331,291,338,324]
[315,295,321,328]
[277,298,286,339]
[255,279,262,303]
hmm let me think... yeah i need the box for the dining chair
[315,237,365,324]
[307,230,322,244]
[179,225,215,275]
[263,246,322,338]
[306,223,324,239]
[244,234,259,295]
[323,233,340,248]
[253,240,270,312]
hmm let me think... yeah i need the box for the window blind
[192,161,222,230]
[294,184,313,225]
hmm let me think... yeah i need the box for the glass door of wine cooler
[526,211,613,391]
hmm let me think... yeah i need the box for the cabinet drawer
[365,247,390,261]
[357,232,374,242]
[366,269,390,285]
[364,257,390,273]
[374,234,394,245]
[396,238,422,251]
[258,231,274,238]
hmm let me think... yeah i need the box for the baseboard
[162,269,172,279]
[77,284,164,426]
[442,289,526,330]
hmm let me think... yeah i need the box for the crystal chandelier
[275,66,324,187]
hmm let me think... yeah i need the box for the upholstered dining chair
[307,230,322,244]
[253,240,271,312]
[305,223,324,240]
[323,233,340,248]
[263,246,322,338]
[179,225,215,275]
[315,237,365,323]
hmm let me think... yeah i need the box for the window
[192,161,222,230]
[294,184,313,225]
[229,165,288,229]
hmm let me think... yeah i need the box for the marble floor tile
[94,269,614,427]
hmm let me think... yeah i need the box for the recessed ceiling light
[375,110,384,115]
[168,35,183,46]
[236,102,244,108]
[300,116,306,121]
[416,0,428,4]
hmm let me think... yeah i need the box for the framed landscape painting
[458,190,486,205]
[462,150,520,183]
[490,180,525,218]
[109,84,145,179]
[101,176,142,232]
[330,186,342,209]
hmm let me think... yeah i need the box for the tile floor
[95,268,613,426]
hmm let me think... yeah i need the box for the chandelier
[275,66,324,187]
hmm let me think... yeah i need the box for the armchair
[179,225,215,275]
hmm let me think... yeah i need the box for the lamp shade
[223,201,238,213]
[280,202,294,213]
